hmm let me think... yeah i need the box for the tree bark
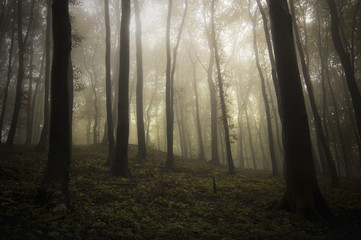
[267,0,331,220]
[111,0,132,178]
[35,0,72,208]
[134,0,146,162]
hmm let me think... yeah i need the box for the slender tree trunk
[267,0,331,220]
[111,0,131,178]
[134,0,146,162]
[35,0,72,208]
[245,107,257,170]
[192,63,205,161]
[289,0,339,187]
[6,0,25,146]
[104,0,114,164]
[0,8,15,144]
[165,0,187,170]
[36,0,51,151]
[165,0,174,169]
[210,0,234,174]
[249,4,278,176]
[26,36,34,145]
[326,0,361,142]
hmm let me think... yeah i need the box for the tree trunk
[104,0,115,164]
[111,0,131,178]
[36,0,51,151]
[35,0,72,208]
[289,0,339,187]
[267,0,331,220]
[0,7,15,144]
[249,4,278,176]
[210,0,234,174]
[165,0,174,169]
[6,0,25,146]
[326,0,361,143]
[165,0,187,170]
[25,35,34,145]
[134,0,146,162]
[192,63,205,161]
[245,107,257,170]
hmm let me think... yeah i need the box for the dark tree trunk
[111,0,131,178]
[26,36,34,145]
[35,0,72,208]
[192,63,205,161]
[165,0,174,169]
[36,0,51,151]
[165,0,187,170]
[134,0,146,162]
[326,0,361,143]
[6,0,25,146]
[210,0,234,174]
[104,0,115,165]
[249,4,278,176]
[245,107,257,170]
[0,7,15,144]
[267,0,331,220]
[289,0,338,187]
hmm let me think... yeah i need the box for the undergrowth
[0,145,360,240]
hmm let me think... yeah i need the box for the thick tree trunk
[111,0,131,178]
[267,0,331,220]
[326,0,361,143]
[210,0,234,174]
[289,0,338,187]
[35,0,72,208]
[134,0,146,162]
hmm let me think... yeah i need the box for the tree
[0,2,15,144]
[36,0,51,151]
[210,0,234,174]
[111,0,132,178]
[165,0,188,170]
[267,0,331,220]
[326,0,361,144]
[201,0,220,166]
[134,0,146,162]
[35,0,72,208]
[6,0,34,145]
[104,0,115,164]
[248,1,278,176]
[289,0,338,186]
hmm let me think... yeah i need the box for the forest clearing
[1,145,361,240]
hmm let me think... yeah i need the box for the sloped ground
[0,145,360,240]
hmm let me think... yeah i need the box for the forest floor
[0,145,361,240]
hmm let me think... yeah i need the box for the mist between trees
[0,0,360,219]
